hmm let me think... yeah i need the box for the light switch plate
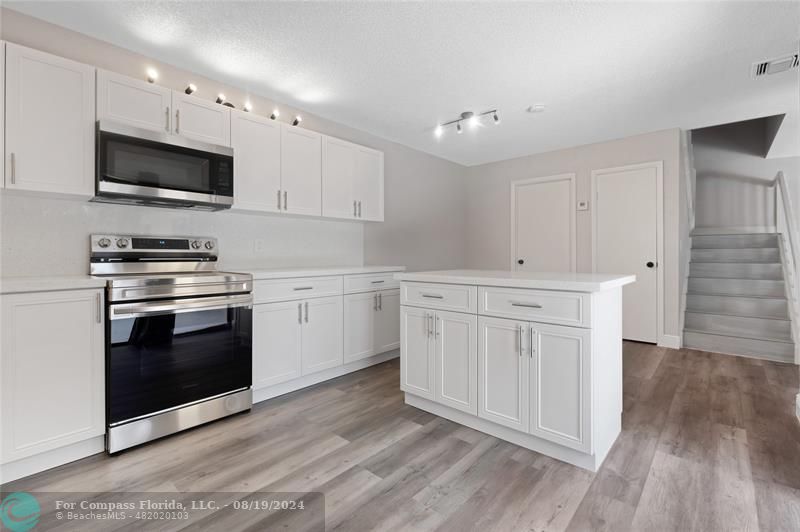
[577,200,589,211]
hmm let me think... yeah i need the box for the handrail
[773,170,800,364]
[776,171,798,276]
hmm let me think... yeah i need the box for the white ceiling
[6,1,800,166]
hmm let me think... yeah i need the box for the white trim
[509,173,577,272]
[692,226,777,235]
[0,436,104,484]
[658,334,682,350]
[591,161,665,346]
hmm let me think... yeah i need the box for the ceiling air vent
[752,53,799,78]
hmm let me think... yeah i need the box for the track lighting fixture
[185,83,197,95]
[270,109,280,120]
[146,68,158,83]
[434,109,499,138]
[216,93,226,104]
[292,116,302,126]
[243,101,252,112]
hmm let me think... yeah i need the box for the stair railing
[679,130,696,346]
[773,171,800,364]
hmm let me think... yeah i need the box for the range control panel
[90,234,218,254]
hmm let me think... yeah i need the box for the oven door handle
[109,293,253,320]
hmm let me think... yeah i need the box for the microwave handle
[109,293,252,320]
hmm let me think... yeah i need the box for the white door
[173,92,231,146]
[1,290,105,463]
[354,146,384,221]
[322,136,357,219]
[343,291,376,364]
[593,162,661,343]
[281,124,322,216]
[301,296,343,375]
[435,310,477,415]
[374,289,400,354]
[231,110,282,213]
[96,69,171,133]
[400,305,435,400]
[5,43,95,195]
[252,301,302,389]
[511,174,576,272]
[529,323,591,452]
[477,316,529,432]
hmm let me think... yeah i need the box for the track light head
[146,68,158,83]
[434,125,444,138]
[243,101,252,112]
[456,122,463,134]
[493,112,500,124]
[270,109,280,120]
[216,94,226,104]
[292,116,302,126]
[185,83,197,95]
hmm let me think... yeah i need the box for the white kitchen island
[394,269,635,471]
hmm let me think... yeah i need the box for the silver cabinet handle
[427,313,433,337]
[298,302,302,324]
[277,190,282,210]
[304,301,309,322]
[96,293,102,323]
[511,302,543,309]
[10,153,15,184]
[435,316,440,337]
[421,293,443,299]
[518,325,524,356]
[378,292,382,310]
[293,286,313,291]
[371,280,384,284]
[373,293,378,311]
[529,327,535,358]
[175,109,180,133]
[165,107,170,131]
[283,191,288,211]
[358,201,362,218]
[354,200,357,217]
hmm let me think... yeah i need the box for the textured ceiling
[6,1,800,166]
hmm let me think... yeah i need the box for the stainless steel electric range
[90,234,253,453]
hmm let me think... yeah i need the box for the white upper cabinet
[172,92,231,146]
[5,43,95,195]
[322,136,357,219]
[97,69,171,133]
[281,124,322,216]
[231,110,282,213]
[354,146,384,221]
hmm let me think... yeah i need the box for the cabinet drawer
[401,282,477,313]
[254,276,343,303]
[478,287,590,327]
[344,272,399,294]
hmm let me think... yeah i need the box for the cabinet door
[97,69,171,133]
[400,305,434,400]
[354,146,384,221]
[301,296,343,375]
[1,290,104,463]
[435,310,477,415]
[343,291,376,364]
[253,301,302,389]
[374,289,400,354]
[281,124,322,216]
[530,323,591,452]
[478,316,529,432]
[173,92,231,146]
[5,43,95,195]
[231,110,282,213]
[322,136,357,219]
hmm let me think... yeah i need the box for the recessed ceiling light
[526,104,546,113]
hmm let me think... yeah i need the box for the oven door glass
[109,306,252,424]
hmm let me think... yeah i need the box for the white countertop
[221,265,405,280]
[1,276,107,295]
[394,269,635,292]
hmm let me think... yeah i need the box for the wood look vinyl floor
[4,342,800,531]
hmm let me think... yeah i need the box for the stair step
[687,277,785,297]
[691,248,780,263]
[683,330,794,363]
[689,262,783,280]
[686,293,789,319]
[691,234,778,249]
[685,312,792,341]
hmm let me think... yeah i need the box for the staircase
[683,232,795,363]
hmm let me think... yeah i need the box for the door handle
[358,201,362,218]
[427,313,433,337]
[421,293,444,299]
[283,191,288,211]
[165,107,170,131]
[646,261,656,268]
[511,302,542,309]
[277,190,282,210]
[10,153,15,184]
[304,301,309,322]
[518,325,524,356]
[298,302,302,324]
[517,259,524,265]
[378,292,382,310]
[374,293,378,311]
[435,316,440,337]
[529,327,535,358]
[175,109,180,133]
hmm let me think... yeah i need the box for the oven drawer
[401,282,477,313]
[254,276,343,303]
[478,287,590,327]
[344,273,399,294]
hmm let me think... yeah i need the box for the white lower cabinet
[400,305,435,400]
[1,289,105,464]
[345,289,399,364]
[301,296,343,374]
[478,316,529,431]
[253,300,303,388]
[374,289,400,353]
[434,310,477,415]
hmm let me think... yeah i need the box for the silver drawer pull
[421,293,444,299]
[293,286,314,291]
[371,280,385,284]
[511,302,542,309]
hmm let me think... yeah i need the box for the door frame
[590,160,664,345]
[509,173,577,272]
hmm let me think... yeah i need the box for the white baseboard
[0,436,105,485]
[658,334,682,349]
[692,226,777,235]
[254,350,399,404]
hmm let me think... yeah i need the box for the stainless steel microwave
[94,120,234,211]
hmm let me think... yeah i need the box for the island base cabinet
[1,290,104,465]
[434,310,477,415]
[400,306,435,399]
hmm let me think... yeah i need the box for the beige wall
[465,128,683,342]
[0,8,467,276]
